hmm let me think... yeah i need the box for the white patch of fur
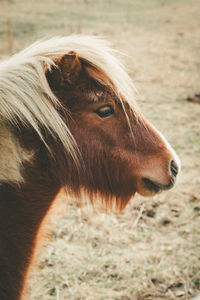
[0,125,33,184]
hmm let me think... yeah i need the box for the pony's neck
[0,167,60,300]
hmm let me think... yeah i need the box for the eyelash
[95,105,114,118]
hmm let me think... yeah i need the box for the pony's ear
[57,51,82,86]
[47,51,82,89]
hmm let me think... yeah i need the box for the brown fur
[0,51,179,300]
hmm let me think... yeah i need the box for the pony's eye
[95,105,114,118]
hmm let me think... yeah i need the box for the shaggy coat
[0,35,180,300]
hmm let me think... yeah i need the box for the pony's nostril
[170,160,179,177]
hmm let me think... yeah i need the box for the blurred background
[1,0,200,299]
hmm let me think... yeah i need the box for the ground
[0,0,200,299]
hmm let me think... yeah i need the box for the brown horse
[0,35,180,300]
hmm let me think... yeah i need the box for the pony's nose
[142,158,179,194]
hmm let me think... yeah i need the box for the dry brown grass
[0,0,200,299]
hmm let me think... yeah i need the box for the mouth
[141,176,176,195]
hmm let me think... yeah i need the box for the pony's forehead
[86,89,105,103]
[76,71,121,105]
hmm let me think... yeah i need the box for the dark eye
[95,105,114,118]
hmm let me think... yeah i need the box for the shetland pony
[0,35,180,300]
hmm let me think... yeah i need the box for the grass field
[1,0,200,299]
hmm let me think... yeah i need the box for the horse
[0,35,180,300]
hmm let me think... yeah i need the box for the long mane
[0,35,136,163]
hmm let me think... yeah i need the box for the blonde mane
[0,35,136,183]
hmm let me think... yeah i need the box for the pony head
[0,36,180,209]
[45,37,180,209]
